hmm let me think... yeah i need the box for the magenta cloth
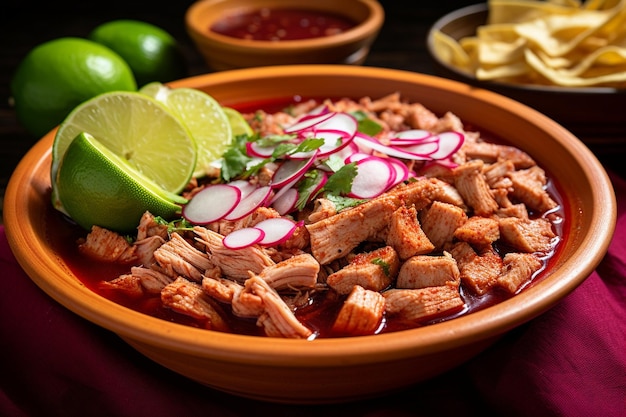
[1,174,625,417]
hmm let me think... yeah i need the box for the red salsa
[210,8,357,41]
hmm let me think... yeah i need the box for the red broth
[210,8,357,41]
[47,96,568,339]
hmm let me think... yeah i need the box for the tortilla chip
[431,0,626,88]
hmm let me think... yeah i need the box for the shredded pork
[87,93,561,339]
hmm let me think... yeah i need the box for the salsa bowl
[4,65,616,404]
[185,0,384,71]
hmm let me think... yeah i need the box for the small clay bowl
[185,0,384,71]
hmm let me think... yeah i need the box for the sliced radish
[387,158,410,187]
[354,133,430,161]
[348,156,397,199]
[344,151,373,164]
[283,112,335,133]
[388,129,433,145]
[222,227,265,249]
[392,138,440,157]
[224,185,272,221]
[254,218,301,246]
[271,187,299,215]
[183,184,241,224]
[271,151,318,188]
[228,179,257,199]
[428,131,465,160]
[246,141,277,158]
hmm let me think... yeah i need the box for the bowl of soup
[185,0,384,71]
[3,65,616,404]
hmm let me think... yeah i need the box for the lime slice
[140,82,233,178]
[56,132,186,233]
[52,91,197,198]
[223,106,253,137]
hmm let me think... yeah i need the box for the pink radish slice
[271,187,299,215]
[283,112,335,133]
[392,138,440,157]
[428,131,464,159]
[224,185,272,221]
[344,151,373,164]
[354,133,430,161]
[222,227,265,249]
[271,152,318,188]
[246,141,276,158]
[387,158,410,186]
[348,156,397,199]
[254,218,301,246]
[182,184,241,224]
[388,129,433,145]
[228,179,257,199]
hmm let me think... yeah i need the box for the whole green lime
[89,19,187,88]
[10,37,137,138]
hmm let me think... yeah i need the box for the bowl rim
[426,2,626,95]
[185,0,385,51]
[4,65,616,368]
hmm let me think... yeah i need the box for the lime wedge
[52,91,197,196]
[56,132,186,232]
[140,82,233,178]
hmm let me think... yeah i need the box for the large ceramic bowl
[426,3,626,153]
[4,65,616,404]
[185,0,384,71]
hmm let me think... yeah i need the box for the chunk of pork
[244,276,313,339]
[508,166,558,213]
[161,277,228,331]
[332,285,385,336]
[420,201,468,250]
[497,253,543,293]
[327,246,400,295]
[448,243,503,295]
[384,283,465,323]
[453,160,499,217]
[386,205,435,260]
[397,253,460,289]
[79,225,137,263]
[257,253,320,291]
[499,217,556,253]
[453,216,500,247]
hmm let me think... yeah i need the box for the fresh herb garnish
[371,257,390,276]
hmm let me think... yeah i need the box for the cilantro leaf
[324,162,357,196]
[352,110,383,136]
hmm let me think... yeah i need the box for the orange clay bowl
[185,0,384,70]
[4,65,616,404]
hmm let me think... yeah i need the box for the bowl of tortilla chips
[427,1,626,152]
